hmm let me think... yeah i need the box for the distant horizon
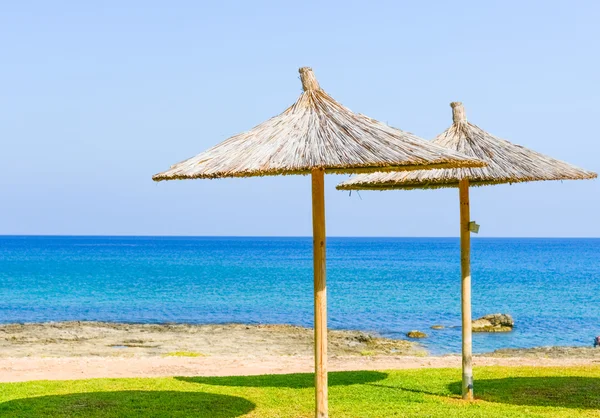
[3,234,599,239]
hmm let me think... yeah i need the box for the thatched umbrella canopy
[337,102,597,401]
[153,71,484,418]
[153,73,483,181]
[337,102,596,190]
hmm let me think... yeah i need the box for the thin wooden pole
[311,168,328,418]
[459,178,473,400]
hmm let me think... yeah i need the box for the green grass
[163,351,206,357]
[1,366,600,417]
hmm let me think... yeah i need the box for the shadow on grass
[177,370,387,389]
[0,390,254,417]
[448,377,600,409]
[367,383,441,397]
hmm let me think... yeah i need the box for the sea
[0,236,598,355]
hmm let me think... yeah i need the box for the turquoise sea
[0,236,598,354]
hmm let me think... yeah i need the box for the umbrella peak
[299,67,320,91]
[451,102,467,124]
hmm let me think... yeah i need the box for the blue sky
[1,1,598,237]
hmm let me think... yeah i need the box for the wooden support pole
[311,168,328,418]
[459,179,473,400]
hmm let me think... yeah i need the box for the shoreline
[2,320,598,357]
[0,321,425,358]
[2,321,599,383]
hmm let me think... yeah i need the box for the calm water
[0,236,598,354]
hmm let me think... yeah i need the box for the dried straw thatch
[153,70,484,181]
[337,102,597,190]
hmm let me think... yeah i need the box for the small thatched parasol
[337,102,597,401]
[153,71,485,418]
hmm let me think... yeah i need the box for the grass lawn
[1,366,599,417]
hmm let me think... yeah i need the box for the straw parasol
[153,71,485,418]
[337,101,597,401]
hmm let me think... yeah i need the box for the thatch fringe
[153,70,485,181]
[337,102,597,191]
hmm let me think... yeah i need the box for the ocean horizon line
[1,234,599,240]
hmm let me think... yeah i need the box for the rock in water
[431,325,444,330]
[472,313,514,332]
[406,330,427,338]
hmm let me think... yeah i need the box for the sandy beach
[2,322,599,383]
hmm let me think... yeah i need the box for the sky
[1,1,599,237]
